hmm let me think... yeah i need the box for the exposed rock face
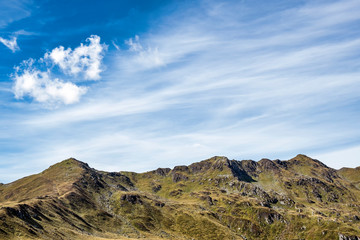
[339,233,360,240]
[120,193,143,204]
[228,160,255,182]
[154,168,171,176]
[151,184,162,193]
[257,210,284,224]
[172,172,189,183]
[189,160,214,173]
[0,155,359,240]
[173,165,189,172]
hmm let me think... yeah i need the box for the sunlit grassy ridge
[0,155,359,239]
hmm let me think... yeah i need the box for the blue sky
[0,0,359,183]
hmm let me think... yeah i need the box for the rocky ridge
[0,155,359,239]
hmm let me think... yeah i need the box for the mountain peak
[289,154,328,167]
[291,154,314,162]
[49,157,89,168]
[0,158,92,203]
[42,157,91,176]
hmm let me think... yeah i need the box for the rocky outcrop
[120,193,143,204]
[172,173,189,183]
[339,233,360,240]
[154,168,171,176]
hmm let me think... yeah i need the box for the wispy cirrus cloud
[12,35,107,105]
[0,36,19,52]
[0,0,31,28]
[124,35,165,70]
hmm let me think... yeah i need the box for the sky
[0,0,359,183]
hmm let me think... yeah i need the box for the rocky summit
[0,154,359,240]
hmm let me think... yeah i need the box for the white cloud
[124,35,165,69]
[44,35,107,80]
[13,65,87,105]
[12,35,106,105]
[0,36,19,52]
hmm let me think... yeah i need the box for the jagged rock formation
[0,155,359,239]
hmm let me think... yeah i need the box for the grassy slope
[0,155,359,239]
[0,158,84,204]
[338,167,360,189]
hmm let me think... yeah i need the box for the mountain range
[0,154,359,239]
